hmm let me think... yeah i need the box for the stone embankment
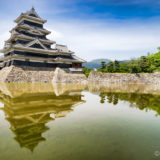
[1,66,160,84]
[0,66,55,82]
[0,66,87,83]
[52,68,87,83]
[88,71,160,84]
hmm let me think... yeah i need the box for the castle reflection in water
[0,82,160,152]
[0,83,86,152]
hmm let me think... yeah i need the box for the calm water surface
[0,83,160,160]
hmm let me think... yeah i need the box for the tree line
[99,47,160,73]
[83,47,160,76]
[98,56,152,73]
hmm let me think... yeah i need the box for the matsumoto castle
[0,7,85,71]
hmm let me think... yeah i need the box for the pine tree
[114,60,120,72]
[101,61,106,72]
[139,56,151,72]
[107,61,114,73]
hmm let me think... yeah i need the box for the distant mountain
[83,59,130,69]
[83,59,110,69]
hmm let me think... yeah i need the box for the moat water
[0,83,160,160]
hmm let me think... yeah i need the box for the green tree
[107,61,114,73]
[131,66,140,73]
[149,52,160,68]
[101,61,106,69]
[82,67,92,77]
[157,46,160,51]
[139,56,152,73]
[100,61,106,72]
[114,60,120,72]
[119,63,130,73]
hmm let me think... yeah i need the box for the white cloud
[0,12,160,61]
[0,20,15,53]
[46,19,160,60]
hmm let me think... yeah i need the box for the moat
[0,83,160,160]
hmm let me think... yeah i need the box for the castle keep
[0,7,85,72]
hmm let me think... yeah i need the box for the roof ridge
[25,7,41,19]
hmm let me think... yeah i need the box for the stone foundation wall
[0,66,55,82]
[2,66,160,84]
[0,66,87,83]
[88,71,160,84]
[52,68,87,83]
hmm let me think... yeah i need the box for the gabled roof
[11,24,51,35]
[72,55,86,63]
[54,55,86,63]
[27,28,44,36]
[14,7,47,24]
[25,39,48,50]
[25,7,41,19]
[5,33,55,45]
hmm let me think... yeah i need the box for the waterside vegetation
[99,92,160,116]
[83,47,160,76]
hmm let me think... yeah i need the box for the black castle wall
[20,20,43,28]
[2,60,72,68]
[18,30,46,39]
[4,51,74,59]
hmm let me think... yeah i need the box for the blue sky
[0,0,160,60]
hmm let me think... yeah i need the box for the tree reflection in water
[99,92,160,116]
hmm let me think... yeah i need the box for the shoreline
[88,71,160,84]
[0,82,160,96]
[0,66,160,85]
